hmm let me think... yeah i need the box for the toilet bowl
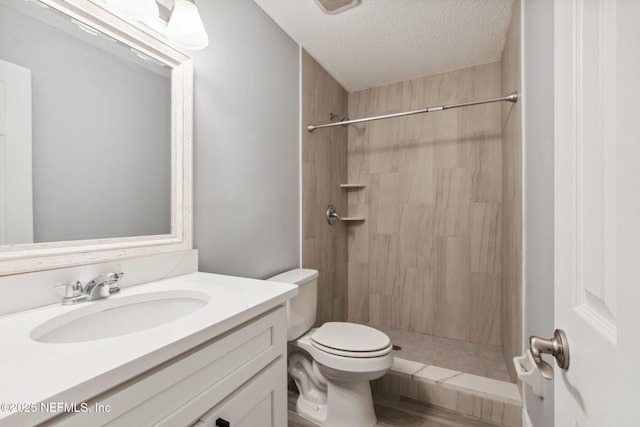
[268,269,392,427]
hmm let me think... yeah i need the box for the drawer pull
[215,418,230,427]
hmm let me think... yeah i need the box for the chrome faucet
[84,272,124,300]
[59,272,124,305]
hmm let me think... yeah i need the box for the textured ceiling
[253,0,514,92]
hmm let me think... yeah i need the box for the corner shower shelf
[338,185,366,222]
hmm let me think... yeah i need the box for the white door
[554,0,640,425]
[0,59,33,245]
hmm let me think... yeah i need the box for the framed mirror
[0,0,193,275]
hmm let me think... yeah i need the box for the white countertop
[0,272,297,426]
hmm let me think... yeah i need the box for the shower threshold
[375,325,511,382]
[370,325,522,427]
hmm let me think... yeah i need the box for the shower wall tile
[434,236,472,341]
[399,203,434,234]
[398,265,434,332]
[347,261,369,322]
[369,292,383,325]
[370,202,403,235]
[370,172,401,205]
[471,132,502,202]
[347,62,503,346]
[301,238,317,270]
[433,110,460,169]
[369,234,401,296]
[301,161,317,240]
[399,231,433,269]
[347,214,368,263]
[399,137,434,203]
[399,267,421,330]
[470,202,502,273]
[347,203,368,221]
[434,304,471,342]
[389,295,405,329]
[434,67,474,105]
[379,295,396,327]
[301,49,348,325]
[346,132,369,205]
[470,273,502,346]
[331,295,345,322]
[440,237,471,307]
[473,62,503,99]
[434,168,471,237]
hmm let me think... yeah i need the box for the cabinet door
[194,357,287,427]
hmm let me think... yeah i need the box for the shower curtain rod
[307,91,519,132]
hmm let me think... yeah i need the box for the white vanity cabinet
[51,306,288,427]
[193,357,286,427]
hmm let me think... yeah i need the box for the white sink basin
[30,290,209,343]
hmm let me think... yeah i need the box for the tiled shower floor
[374,325,512,382]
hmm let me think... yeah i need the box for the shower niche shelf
[338,185,366,222]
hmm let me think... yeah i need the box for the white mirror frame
[0,0,193,276]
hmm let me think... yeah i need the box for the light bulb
[167,0,209,51]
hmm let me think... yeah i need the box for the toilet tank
[267,268,318,340]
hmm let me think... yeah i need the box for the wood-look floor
[287,390,499,427]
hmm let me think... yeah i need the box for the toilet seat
[310,322,392,358]
[311,340,393,358]
[293,328,393,374]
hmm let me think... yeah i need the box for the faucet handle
[58,280,86,305]
[63,280,83,297]
[107,272,124,294]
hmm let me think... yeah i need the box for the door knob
[529,329,570,380]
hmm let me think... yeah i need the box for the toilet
[268,268,392,427]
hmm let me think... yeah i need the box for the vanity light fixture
[166,0,209,51]
[103,0,159,22]
[99,0,209,51]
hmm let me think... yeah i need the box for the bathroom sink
[30,290,209,343]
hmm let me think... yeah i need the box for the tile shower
[300,2,522,415]
[346,61,503,346]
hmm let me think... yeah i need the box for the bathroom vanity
[0,273,297,426]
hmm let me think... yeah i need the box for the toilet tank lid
[267,268,319,285]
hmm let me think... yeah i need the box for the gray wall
[0,3,171,243]
[522,0,555,425]
[192,0,300,278]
